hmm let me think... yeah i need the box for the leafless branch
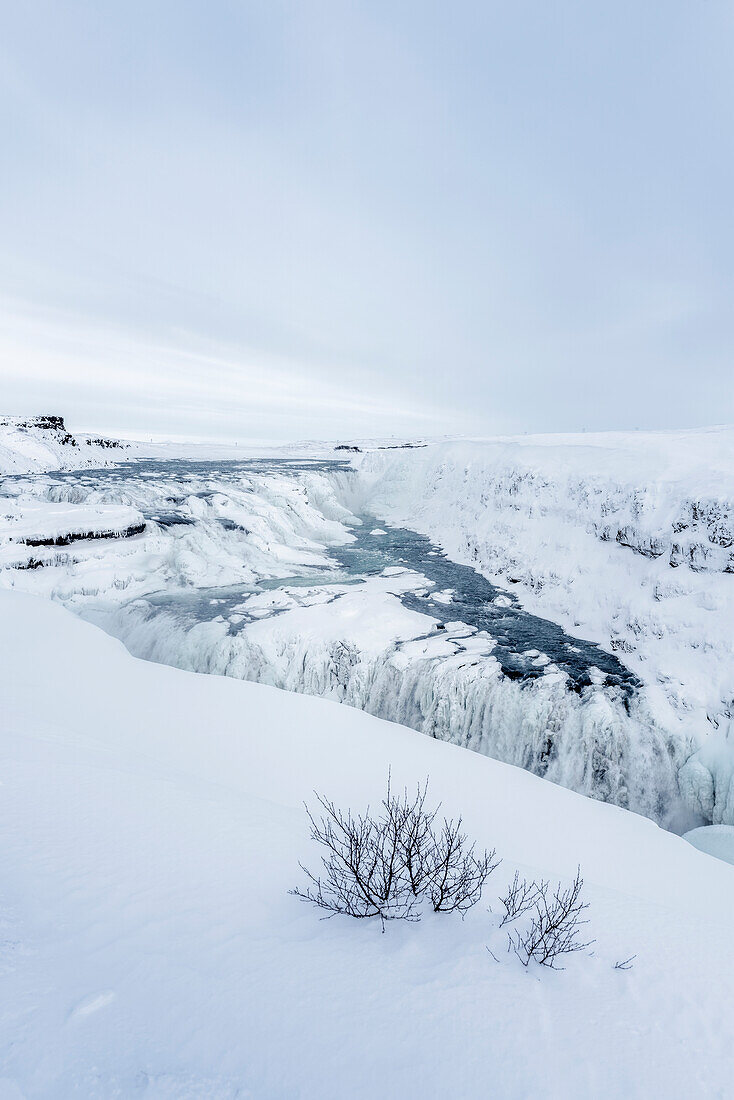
[291,774,498,926]
[499,871,545,927]
[508,867,593,969]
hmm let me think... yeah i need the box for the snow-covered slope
[2,589,734,1098]
[0,416,127,473]
[351,429,734,822]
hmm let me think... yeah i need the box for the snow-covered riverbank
[2,589,734,1097]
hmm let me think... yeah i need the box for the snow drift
[2,589,734,1097]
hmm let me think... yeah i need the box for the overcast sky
[1,1,733,441]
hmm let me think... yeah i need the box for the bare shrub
[382,778,439,899]
[508,867,593,969]
[425,816,499,914]
[384,779,499,912]
[290,792,418,928]
[499,870,544,927]
[292,775,498,926]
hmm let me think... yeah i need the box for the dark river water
[332,520,638,698]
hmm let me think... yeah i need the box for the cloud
[0,1,732,438]
[0,297,460,440]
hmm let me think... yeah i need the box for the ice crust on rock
[0,498,145,546]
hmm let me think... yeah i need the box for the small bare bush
[292,775,498,926]
[426,816,499,914]
[508,867,592,969]
[382,778,439,899]
[290,792,418,927]
[499,871,544,927]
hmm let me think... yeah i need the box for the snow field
[2,591,734,1097]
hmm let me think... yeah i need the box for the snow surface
[0,418,126,473]
[1,423,732,829]
[3,589,734,1097]
[0,416,423,473]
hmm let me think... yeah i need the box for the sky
[1,1,733,442]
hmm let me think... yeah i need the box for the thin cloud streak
[0,299,461,440]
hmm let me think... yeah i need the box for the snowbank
[2,589,734,1097]
[684,825,734,867]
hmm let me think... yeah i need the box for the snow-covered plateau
[3,589,734,1097]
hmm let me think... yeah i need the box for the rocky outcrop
[85,437,127,449]
[0,415,129,474]
[0,414,77,447]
